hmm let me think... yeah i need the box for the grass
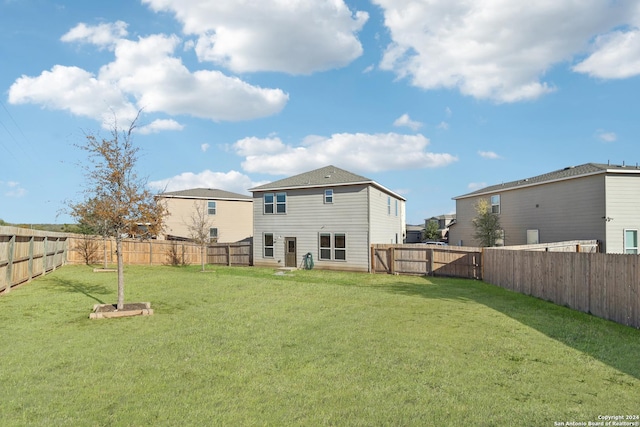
[1,265,639,426]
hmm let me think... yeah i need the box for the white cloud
[149,170,263,195]
[596,130,617,143]
[9,24,289,129]
[468,182,487,191]
[61,21,128,48]
[573,30,640,78]
[478,150,501,159]
[2,181,27,198]
[373,0,638,102]
[138,119,184,134]
[233,132,457,176]
[142,0,368,74]
[200,143,210,152]
[393,113,423,131]
[445,107,452,117]
[363,64,375,73]
[437,121,449,130]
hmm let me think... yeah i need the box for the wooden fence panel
[0,227,68,293]
[483,249,640,329]
[371,244,482,279]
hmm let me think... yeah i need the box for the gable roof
[249,165,406,200]
[455,162,640,199]
[157,188,251,201]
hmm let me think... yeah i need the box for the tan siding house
[157,188,253,243]
[449,163,640,253]
[250,165,406,272]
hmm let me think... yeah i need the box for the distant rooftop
[249,165,406,200]
[158,188,251,200]
[455,162,640,199]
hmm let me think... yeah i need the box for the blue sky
[2,0,640,226]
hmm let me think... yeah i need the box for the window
[526,229,539,245]
[395,200,398,216]
[209,228,218,241]
[320,233,331,260]
[276,192,287,213]
[387,196,391,215]
[491,195,501,214]
[264,194,274,214]
[264,233,274,257]
[319,233,346,261]
[265,192,287,214]
[624,229,638,254]
[324,189,333,204]
[207,201,216,215]
[334,234,346,260]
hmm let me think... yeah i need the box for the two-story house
[249,165,406,272]
[449,163,640,253]
[157,188,253,243]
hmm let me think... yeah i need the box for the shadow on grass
[376,276,640,380]
[50,276,110,305]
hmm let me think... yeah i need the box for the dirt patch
[90,302,153,319]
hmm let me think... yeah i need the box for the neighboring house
[156,188,253,243]
[405,224,425,243]
[425,214,456,243]
[249,165,406,272]
[449,163,640,253]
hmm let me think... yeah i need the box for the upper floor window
[491,195,501,214]
[207,201,216,215]
[387,196,391,215]
[264,192,287,214]
[209,228,218,241]
[625,229,638,254]
[324,189,333,204]
[395,200,398,216]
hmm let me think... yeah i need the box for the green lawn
[1,265,638,426]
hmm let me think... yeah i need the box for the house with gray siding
[449,163,640,253]
[249,165,406,272]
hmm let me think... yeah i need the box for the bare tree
[69,113,167,309]
[186,201,215,272]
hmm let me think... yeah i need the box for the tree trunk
[201,244,206,272]
[116,237,125,310]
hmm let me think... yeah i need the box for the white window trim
[624,229,638,254]
[318,232,346,261]
[207,201,216,215]
[264,193,274,214]
[324,189,333,204]
[491,195,501,214]
[264,233,275,258]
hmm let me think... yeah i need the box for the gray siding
[604,175,640,253]
[368,187,405,244]
[451,174,606,247]
[252,185,371,271]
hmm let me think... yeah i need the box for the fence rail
[371,244,483,279]
[1,226,68,293]
[66,235,252,267]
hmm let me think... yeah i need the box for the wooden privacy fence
[483,249,640,329]
[66,235,252,267]
[372,244,483,279]
[1,226,68,293]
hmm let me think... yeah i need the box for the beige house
[249,165,406,272]
[157,188,253,243]
[449,163,640,253]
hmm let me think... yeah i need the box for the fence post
[28,235,35,282]
[227,245,231,266]
[4,235,15,294]
[149,241,153,265]
[43,236,48,274]
[429,248,434,276]
[389,247,395,274]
